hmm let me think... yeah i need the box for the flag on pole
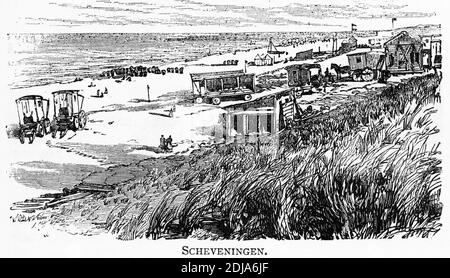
[351,23,357,32]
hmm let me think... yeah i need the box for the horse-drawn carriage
[15,95,51,144]
[332,49,389,82]
[50,90,87,139]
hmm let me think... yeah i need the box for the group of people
[96,87,108,98]
[159,135,173,152]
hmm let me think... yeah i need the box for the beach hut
[254,54,274,66]
[384,31,423,74]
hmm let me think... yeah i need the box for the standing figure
[104,87,108,94]
[166,135,173,152]
[160,135,166,151]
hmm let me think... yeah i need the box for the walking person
[323,68,330,93]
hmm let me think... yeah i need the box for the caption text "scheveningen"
[181,246,267,256]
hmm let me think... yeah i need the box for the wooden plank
[76,183,115,192]
[46,192,92,208]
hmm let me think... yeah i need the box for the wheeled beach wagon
[190,70,256,105]
[15,95,51,144]
[346,49,385,82]
[50,90,87,139]
[285,63,323,95]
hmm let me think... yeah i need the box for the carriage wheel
[361,68,374,82]
[212,97,221,105]
[28,131,36,144]
[78,111,87,129]
[36,122,45,137]
[244,94,252,101]
[195,97,203,104]
[19,130,25,144]
[72,117,80,131]
[351,72,361,82]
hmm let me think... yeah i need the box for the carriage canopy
[52,90,84,118]
[15,95,49,125]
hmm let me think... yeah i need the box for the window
[267,114,272,134]
[415,53,420,64]
[356,57,362,63]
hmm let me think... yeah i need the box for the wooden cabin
[384,31,423,74]
[294,49,313,61]
[216,90,299,144]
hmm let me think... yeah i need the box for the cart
[347,49,385,82]
[15,95,51,144]
[285,63,323,95]
[50,90,87,139]
[190,70,256,105]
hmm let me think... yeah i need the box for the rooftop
[190,70,253,81]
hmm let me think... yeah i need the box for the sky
[0,0,444,33]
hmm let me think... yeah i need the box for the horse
[331,63,351,81]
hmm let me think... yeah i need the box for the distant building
[368,37,387,48]
[421,34,442,68]
[384,31,423,74]
[254,54,274,66]
[294,49,313,61]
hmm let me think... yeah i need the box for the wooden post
[147,84,150,102]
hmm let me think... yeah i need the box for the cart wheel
[361,68,374,82]
[244,94,252,101]
[212,97,221,105]
[19,130,25,144]
[352,72,361,82]
[28,131,36,144]
[72,117,80,131]
[195,97,203,104]
[60,129,68,139]
[78,111,87,129]
[36,122,44,137]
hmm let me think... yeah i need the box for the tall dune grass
[105,73,442,240]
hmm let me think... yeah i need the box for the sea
[7,32,332,90]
